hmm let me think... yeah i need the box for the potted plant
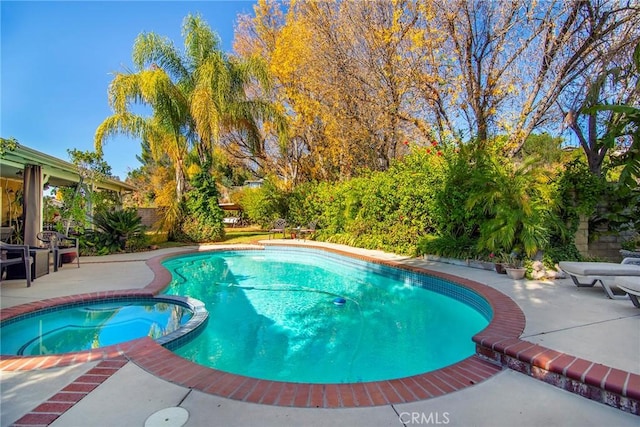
[503,252,526,280]
[61,252,77,264]
[489,252,507,274]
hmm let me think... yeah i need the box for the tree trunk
[175,159,185,200]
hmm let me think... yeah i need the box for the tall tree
[95,58,190,199]
[236,0,441,181]
[511,0,640,155]
[96,14,284,198]
[569,41,640,181]
[432,0,640,152]
[235,0,639,182]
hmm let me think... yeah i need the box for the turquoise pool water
[0,298,194,356]
[162,248,490,384]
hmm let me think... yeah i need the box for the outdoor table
[5,247,50,280]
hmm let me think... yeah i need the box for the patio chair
[298,220,318,240]
[558,258,640,300]
[0,241,32,287]
[269,218,287,239]
[0,226,13,241]
[616,276,640,308]
[37,231,80,272]
[223,217,241,228]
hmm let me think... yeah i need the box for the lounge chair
[616,276,640,308]
[268,219,287,239]
[37,231,80,272]
[558,258,640,299]
[0,242,32,287]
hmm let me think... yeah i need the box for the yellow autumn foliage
[233,0,640,181]
[270,18,312,82]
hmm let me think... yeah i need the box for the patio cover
[1,143,136,242]
[0,144,136,192]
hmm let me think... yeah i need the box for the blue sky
[1,0,256,181]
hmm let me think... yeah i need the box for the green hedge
[233,140,615,260]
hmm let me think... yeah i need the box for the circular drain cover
[144,407,189,427]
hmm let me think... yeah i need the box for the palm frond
[108,73,143,113]
[132,32,190,82]
[182,14,222,68]
[94,113,147,154]
[191,84,220,145]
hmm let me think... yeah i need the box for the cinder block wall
[588,234,622,261]
[575,214,589,258]
[575,215,622,262]
[577,213,625,262]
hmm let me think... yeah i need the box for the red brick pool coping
[2,244,639,419]
[9,356,129,427]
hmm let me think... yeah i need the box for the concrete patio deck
[1,242,638,426]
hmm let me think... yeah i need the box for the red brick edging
[10,356,128,427]
[124,338,500,408]
[475,338,640,414]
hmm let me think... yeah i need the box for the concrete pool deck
[1,241,639,426]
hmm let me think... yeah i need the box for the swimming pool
[162,247,491,384]
[0,295,207,356]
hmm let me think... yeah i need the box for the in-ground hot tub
[0,295,208,356]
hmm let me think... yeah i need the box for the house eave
[1,144,136,193]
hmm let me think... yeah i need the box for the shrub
[177,216,224,243]
[466,155,558,257]
[543,241,583,264]
[555,158,604,233]
[177,165,225,242]
[288,182,323,228]
[431,146,486,241]
[84,208,148,254]
[238,177,289,228]
[309,145,446,254]
[416,233,477,259]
